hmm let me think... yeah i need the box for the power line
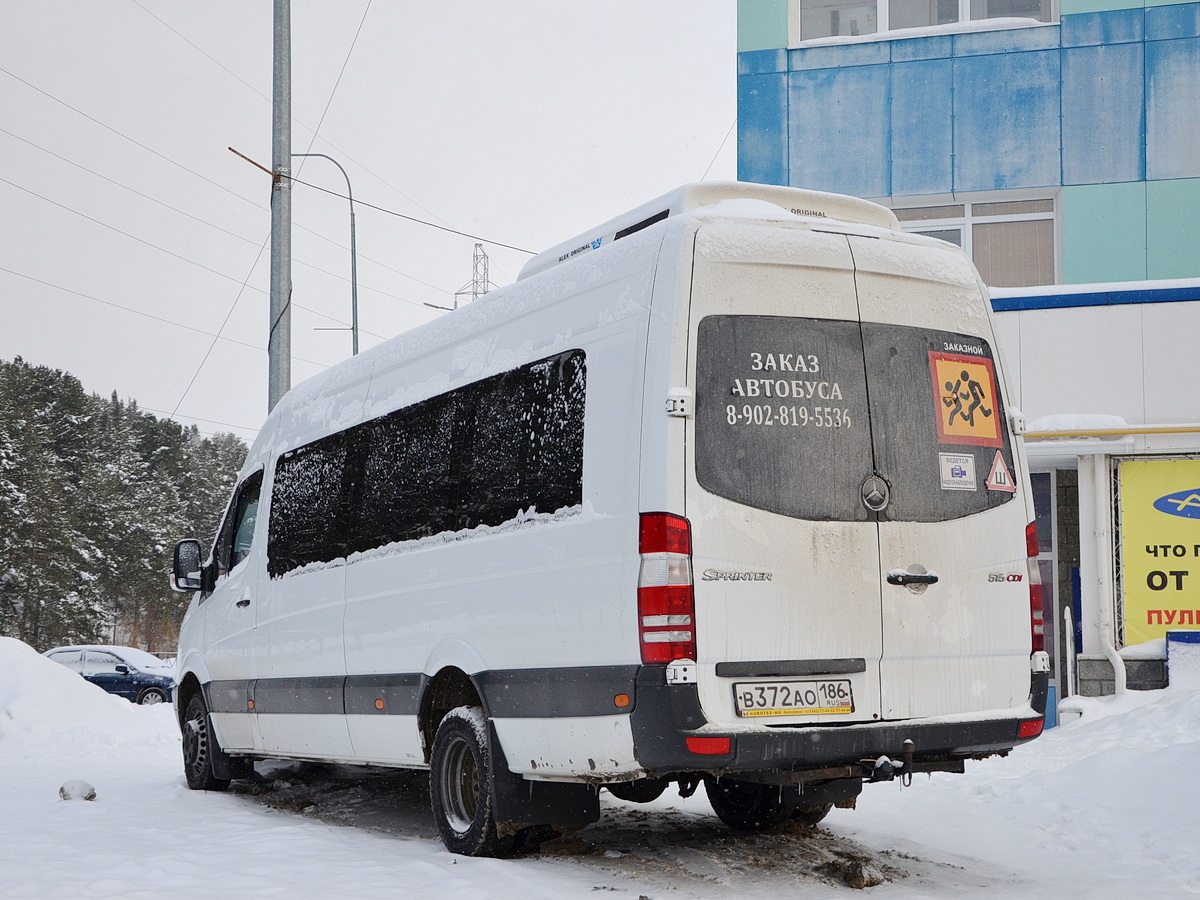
[0,264,328,368]
[138,405,260,437]
[297,0,372,159]
[171,233,269,420]
[702,118,737,181]
[289,174,536,254]
[1,126,451,305]
[2,63,520,293]
[129,0,455,231]
[0,63,260,214]
[0,174,390,337]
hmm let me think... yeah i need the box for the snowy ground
[3,634,1199,898]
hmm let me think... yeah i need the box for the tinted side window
[455,352,586,531]
[268,350,586,578]
[267,434,350,578]
[349,390,463,552]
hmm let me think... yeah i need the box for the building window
[794,0,1054,41]
[892,197,1056,288]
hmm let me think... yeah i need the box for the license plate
[733,680,854,717]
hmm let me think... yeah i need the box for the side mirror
[114,665,129,675]
[172,539,204,592]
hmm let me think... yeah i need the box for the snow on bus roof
[518,181,899,281]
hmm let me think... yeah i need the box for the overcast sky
[0,1,736,442]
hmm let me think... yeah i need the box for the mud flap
[486,722,600,827]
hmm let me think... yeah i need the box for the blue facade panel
[1145,2,1200,41]
[890,34,955,62]
[738,48,787,76]
[952,23,1060,56]
[736,3,1200,198]
[738,72,790,186]
[1146,38,1200,180]
[788,41,892,71]
[789,65,891,197]
[891,59,954,195]
[1060,8,1143,48]
[1062,43,1145,184]
[952,50,1062,192]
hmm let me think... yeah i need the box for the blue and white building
[736,0,1200,703]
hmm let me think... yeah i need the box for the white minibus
[172,182,1048,856]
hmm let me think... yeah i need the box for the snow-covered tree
[0,357,247,651]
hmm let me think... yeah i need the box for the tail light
[638,513,695,664]
[1026,521,1045,653]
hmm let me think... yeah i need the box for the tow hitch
[867,739,916,786]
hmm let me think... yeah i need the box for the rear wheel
[182,693,230,791]
[703,776,793,831]
[791,802,833,826]
[429,706,524,857]
[138,687,168,705]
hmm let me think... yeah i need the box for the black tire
[429,706,521,857]
[704,776,793,831]
[182,692,230,792]
[790,802,833,827]
[137,687,168,705]
[606,777,669,804]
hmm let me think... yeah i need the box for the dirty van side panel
[251,377,373,760]
[684,222,885,728]
[197,470,265,752]
[342,249,656,773]
[849,235,1032,720]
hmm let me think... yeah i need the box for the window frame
[889,192,1060,288]
[214,469,265,579]
[789,0,1058,43]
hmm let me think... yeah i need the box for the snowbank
[0,637,172,752]
[4,633,1200,898]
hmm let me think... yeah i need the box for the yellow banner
[1118,458,1200,645]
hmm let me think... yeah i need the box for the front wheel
[182,692,230,792]
[429,706,522,857]
[704,776,793,831]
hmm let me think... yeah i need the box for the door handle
[887,570,939,586]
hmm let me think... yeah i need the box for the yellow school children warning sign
[928,352,1003,448]
[1118,458,1200,645]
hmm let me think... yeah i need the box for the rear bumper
[630,665,1048,776]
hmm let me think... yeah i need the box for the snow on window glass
[267,435,349,579]
[267,351,586,579]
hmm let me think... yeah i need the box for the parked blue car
[43,645,175,705]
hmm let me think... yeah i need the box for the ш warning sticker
[986,450,1017,493]
[929,352,1003,448]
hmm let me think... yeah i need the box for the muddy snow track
[232,762,996,894]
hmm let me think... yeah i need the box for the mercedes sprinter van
[172,182,1048,856]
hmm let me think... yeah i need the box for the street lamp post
[293,152,359,355]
